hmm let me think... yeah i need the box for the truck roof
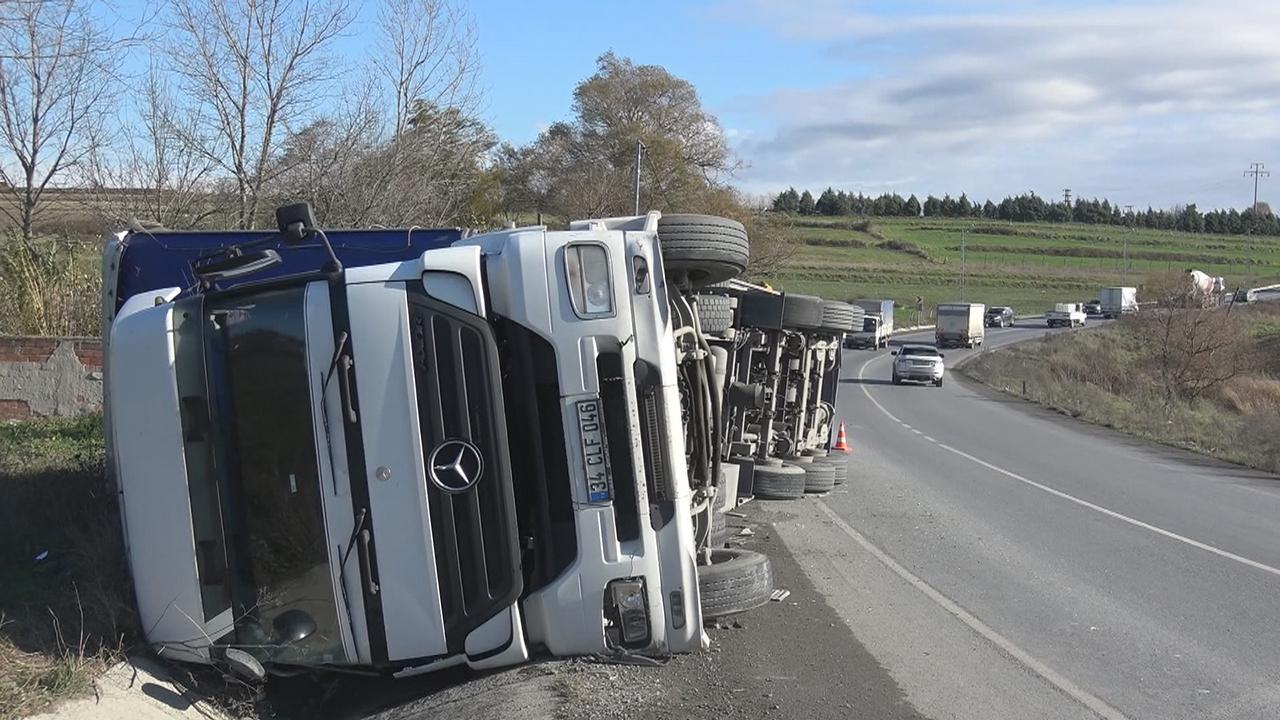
[108,226,464,313]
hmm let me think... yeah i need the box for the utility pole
[1244,162,1269,212]
[1122,205,1134,283]
[1063,188,1073,221]
[960,228,967,301]
[633,140,647,215]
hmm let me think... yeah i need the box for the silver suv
[890,344,945,387]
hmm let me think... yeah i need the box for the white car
[891,344,945,387]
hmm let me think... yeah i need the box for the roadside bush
[0,234,101,337]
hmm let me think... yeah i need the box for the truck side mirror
[890,350,898,356]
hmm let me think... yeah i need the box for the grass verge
[0,414,133,720]
[961,309,1280,475]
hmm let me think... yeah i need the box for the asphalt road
[791,319,1280,719]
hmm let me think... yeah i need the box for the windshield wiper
[319,331,349,494]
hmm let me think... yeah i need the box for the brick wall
[0,336,103,420]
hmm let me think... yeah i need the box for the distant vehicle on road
[852,299,895,346]
[936,302,985,348]
[846,314,889,349]
[891,344,945,387]
[1046,302,1086,328]
[984,306,1014,328]
[1099,286,1137,318]
[1083,299,1103,316]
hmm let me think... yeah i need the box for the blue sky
[116,0,1280,210]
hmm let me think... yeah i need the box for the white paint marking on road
[901,423,912,430]
[922,435,936,443]
[855,353,1280,582]
[814,499,1130,720]
[910,428,923,435]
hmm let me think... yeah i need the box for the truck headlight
[565,244,614,318]
[605,577,650,648]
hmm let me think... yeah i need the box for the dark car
[1084,299,1103,316]
[984,306,1013,328]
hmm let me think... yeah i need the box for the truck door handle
[338,354,358,424]
[358,529,379,596]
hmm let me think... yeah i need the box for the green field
[765,216,1280,325]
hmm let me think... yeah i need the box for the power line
[1244,162,1269,211]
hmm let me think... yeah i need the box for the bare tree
[372,0,478,138]
[84,67,220,229]
[1139,306,1256,406]
[0,0,119,242]
[165,0,352,229]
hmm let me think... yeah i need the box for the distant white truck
[848,299,895,349]
[1099,286,1137,318]
[1046,302,1086,328]
[935,302,985,348]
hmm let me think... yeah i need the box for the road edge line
[813,499,1130,720]
[856,353,1280,582]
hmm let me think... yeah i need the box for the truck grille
[491,318,578,595]
[596,351,640,542]
[634,359,676,528]
[407,291,521,655]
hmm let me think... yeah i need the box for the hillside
[766,216,1280,325]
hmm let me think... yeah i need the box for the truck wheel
[815,454,848,485]
[934,377,943,387]
[789,460,836,493]
[892,372,901,385]
[737,290,785,330]
[695,293,735,334]
[819,301,861,333]
[657,214,750,290]
[781,294,824,330]
[698,548,773,619]
[753,463,805,500]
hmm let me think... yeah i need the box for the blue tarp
[113,227,464,311]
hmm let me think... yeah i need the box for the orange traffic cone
[832,422,851,453]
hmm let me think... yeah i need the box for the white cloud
[720,0,1280,208]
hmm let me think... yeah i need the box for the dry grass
[963,307,1280,474]
[0,415,132,719]
[0,234,101,337]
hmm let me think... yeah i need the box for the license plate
[576,399,613,503]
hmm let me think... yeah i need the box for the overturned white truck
[101,205,765,681]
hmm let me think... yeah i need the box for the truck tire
[816,454,848,485]
[819,301,862,332]
[789,460,836,494]
[753,463,805,500]
[737,291,785,330]
[781,294,824,330]
[695,293,735,334]
[657,214,749,290]
[710,508,728,545]
[698,548,773,619]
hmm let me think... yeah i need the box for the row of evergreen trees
[770,187,1280,236]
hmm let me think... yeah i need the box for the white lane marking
[855,354,1280,581]
[814,499,1130,720]
[910,428,923,435]
[922,435,936,443]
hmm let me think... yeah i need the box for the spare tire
[695,293,735,335]
[657,214,749,290]
[738,290,785,330]
[820,301,863,333]
[753,463,805,500]
[815,454,848,485]
[697,548,773,619]
[781,294,824,330]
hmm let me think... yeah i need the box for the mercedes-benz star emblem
[427,439,484,493]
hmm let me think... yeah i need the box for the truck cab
[102,208,709,679]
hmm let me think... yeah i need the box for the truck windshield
[862,317,877,332]
[177,285,348,666]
